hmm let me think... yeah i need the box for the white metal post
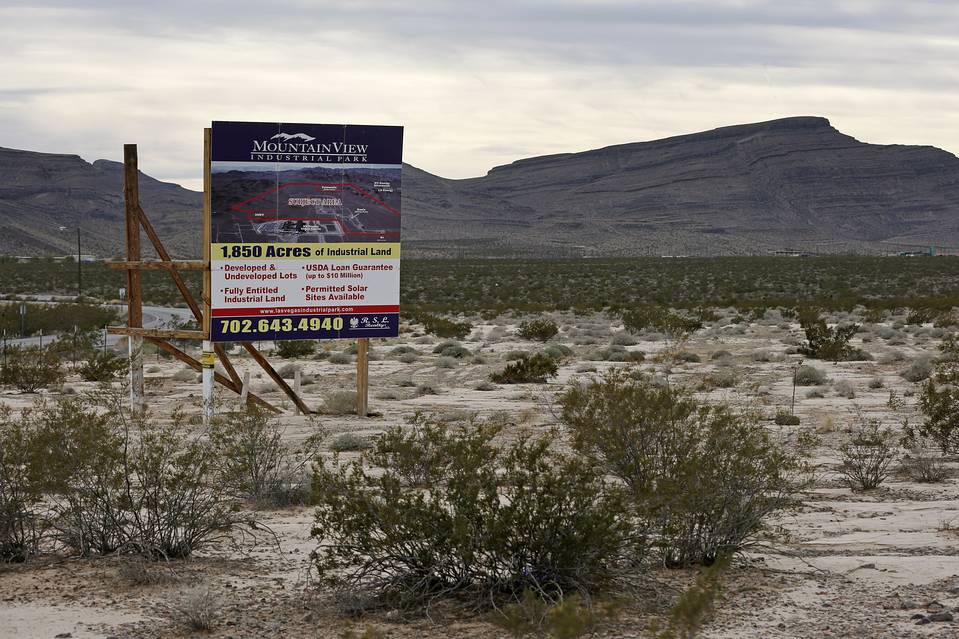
[129,335,144,411]
[202,340,215,425]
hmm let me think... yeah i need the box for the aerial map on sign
[209,121,403,342]
[210,164,401,244]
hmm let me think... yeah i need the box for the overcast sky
[2,0,958,190]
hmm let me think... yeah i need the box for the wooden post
[201,129,214,424]
[202,128,212,339]
[123,144,145,411]
[356,338,369,417]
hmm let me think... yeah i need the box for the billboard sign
[209,121,403,342]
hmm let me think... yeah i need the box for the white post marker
[129,335,144,411]
[240,370,250,404]
[293,369,302,415]
[201,340,215,425]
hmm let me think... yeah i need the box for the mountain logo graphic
[271,132,316,142]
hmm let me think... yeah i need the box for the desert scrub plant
[774,410,800,426]
[794,365,828,386]
[838,415,897,491]
[559,369,808,567]
[620,306,702,341]
[916,336,959,451]
[412,313,472,339]
[494,591,621,638]
[432,340,471,358]
[517,318,559,342]
[490,353,559,384]
[798,311,862,362]
[35,391,268,559]
[310,416,631,610]
[899,437,947,483]
[172,586,219,631]
[0,405,46,561]
[321,391,356,415]
[78,351,127,382]
[0,345,65,392]
[330,433,373,453]
[209,406,324,506]
[901,355,933,383]
[275,339,316,358]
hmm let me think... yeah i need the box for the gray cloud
[0,0,957,187]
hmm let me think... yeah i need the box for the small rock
[54,634,72,638]
[901,600,919,610]
[929,611,954,622]
[911,613,926,620]
[916,617,931,625]
[777,622,786,630]
[927,600,944,611]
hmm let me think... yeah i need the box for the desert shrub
[620,307,702,340]
[415,383,439,396]
[328,352,352,365]
[504,349,530,361]
[322,391,356,415]
[799,312,860,362]
[868,377,885,389]
[899,437,947,483]
[390,345,417,356]
[494,591,621,639]
[490,353,558,384]
[610,332,638,346]
[277,363,298,380]
[172,367,195,382]
[676,351,701,363]
[916,336,959,451]
[559,370,807,567]
[210,406,324,506]
[0,345,65,392]
[330,433,373,453]
[906,308,935,325]
[838,417,897,491]
[542,343,574,360]
[794,365,827,386]
[78,351,127,382]
[118,555,178,586]
[709,350,732,361]
[474,381,496,391]
[901,356,933,383]
[34,392,264,559]
[414,313,472,340]
[834,380,856,399]
[774,410,800,426]
[703,369,738,389]
[310,416,631,608]
[0,406,45,561]
[398,353,417,364]
[173,586,219,632]
[275,340,316,359]
[435,356,457,369]
[517,318,559,342]
[432,341,470,358]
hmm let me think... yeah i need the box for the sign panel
[209,121,403,342]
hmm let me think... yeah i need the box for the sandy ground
[2,311,958,638]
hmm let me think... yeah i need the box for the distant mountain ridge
[401,116,959,256]
[0,147,201,257]
[2,116,958,257]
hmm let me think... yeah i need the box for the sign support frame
[109,138,313,415]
